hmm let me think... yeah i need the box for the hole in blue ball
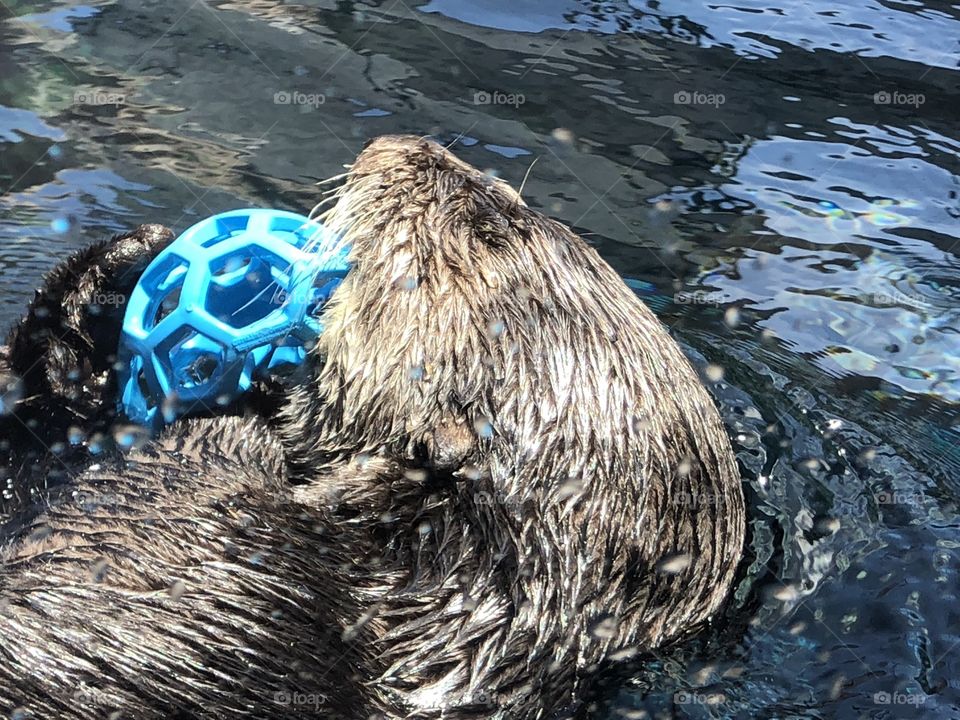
[184,354,219,387]
[153,287,181,327]
[207,248,291,329]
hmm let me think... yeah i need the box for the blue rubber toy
[117,209,349,428]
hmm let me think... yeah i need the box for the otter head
[280,135,744,715]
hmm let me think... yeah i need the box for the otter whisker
[314,171,350,187]
[518,156,540,199]
[444,125,478,151]
[306,188,342,223]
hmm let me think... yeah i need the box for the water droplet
[816,517,841,534]
[657,553,692,575]
[88,433,105,455]
[558,476,584,500]
[724,307,740,328]
[51,217,70,233]
[487,319,505,338]
[91,558,109,583]
[27,526,52,545]
[551,127,574,145]
[168,580,186,601]
[473,417,493,439]
[772,584,799,602]
[355,453,371,468]
[67,426,84,445]
[609,646,639,662]
[0,375,24,414]
[589,614,618,639]
[161,393,179,424]
[722,664,746,679]
[403,468,428,482]
[705,364,724,383]
[113,424,148,451]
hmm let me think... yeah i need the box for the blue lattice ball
[118,209,349,427]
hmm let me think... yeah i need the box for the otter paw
[0,224,172,467]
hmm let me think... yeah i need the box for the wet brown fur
[0,135,744,719]
[276,136,745,716]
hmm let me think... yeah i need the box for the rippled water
[1,1,959,717]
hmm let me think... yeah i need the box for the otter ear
[2,224,173,437]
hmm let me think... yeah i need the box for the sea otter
[0,135,744,719]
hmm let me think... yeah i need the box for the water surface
[1,1,959,717]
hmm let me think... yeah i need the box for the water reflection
[427,0,960,70]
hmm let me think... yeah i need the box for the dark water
[1,1,959,717]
